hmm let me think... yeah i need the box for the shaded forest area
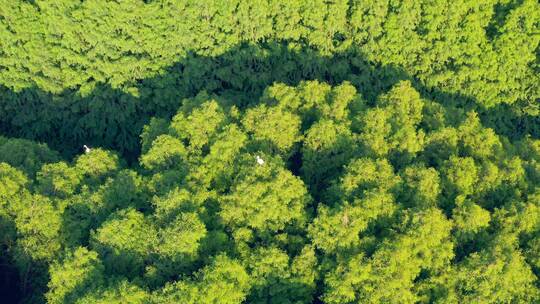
[0,0,539,303]
[2,42,538,162]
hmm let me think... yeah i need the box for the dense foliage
[0,0,539,303]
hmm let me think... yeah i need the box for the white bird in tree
[83,145,91,153]
[256,155,265,165]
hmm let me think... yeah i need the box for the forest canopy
[0,0,539,303]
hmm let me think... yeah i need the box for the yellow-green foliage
[0,2,539,302]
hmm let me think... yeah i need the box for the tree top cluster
[0,1,539,303]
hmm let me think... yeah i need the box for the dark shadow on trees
[246,279,316,304]
[1,41,531,166]
[0,217,22,304]
[481,102,540,141]
[0,259,21,304]
[0,213,47,304]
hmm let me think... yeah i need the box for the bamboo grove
[0,0,539,303]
